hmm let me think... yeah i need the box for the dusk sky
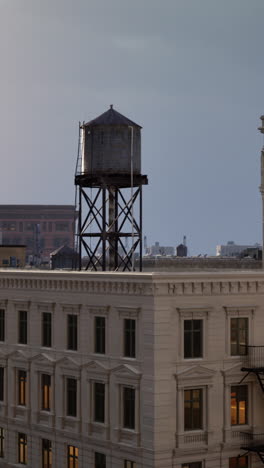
[0,0,263,255]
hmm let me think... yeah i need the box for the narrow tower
[75,106,148,271]
[259,116,264,267]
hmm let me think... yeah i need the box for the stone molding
[0,272,264,297]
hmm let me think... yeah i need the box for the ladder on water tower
[74,123,83,261]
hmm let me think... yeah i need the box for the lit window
[124,461,137,468]
[67,378,77,417]
[18,310,27,344]
[123,387,135,430]
[42,439,52,468]
[0,310,5,342]
[231,318,248,356]
[68,445,78,468]
[124,319,136,358]
[94,317,105,354]
[41,374,51,411]
[184,320,203,358]
[94,382,105,423]
[95,452,106,468]
[0,428,4,458]
[229,456,248,468]
[42,312,52,348]
[231,386,248,425]
[184,389,203,431]
[67,315,77,351]
[18,433,27,464]
[18,370,27,406]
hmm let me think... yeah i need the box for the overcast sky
[0,0,263,255]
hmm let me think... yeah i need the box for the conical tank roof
[83,105,142,128]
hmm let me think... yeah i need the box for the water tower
[74,105,148,271]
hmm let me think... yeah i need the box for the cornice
[0,271,264,297]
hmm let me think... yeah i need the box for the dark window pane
[67,378,77,417]
[68,315,77,351]
[123,387,135,429]
[0,428,4,458]
[182,464,202,468]
[94,382,105,423]
[0,368,4,402]
[184,320,202,359]
[124,319,136,358]
[42,313,52,348]
[19,310,27,344]
[95,452,106,468]
[0,310,5,342]
[95,317,105,354]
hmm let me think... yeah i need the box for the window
[55,222,69,232]
[19,222,23,232]
[42,374,51,411]
[184,389,203,431]
[0,367,4,401]
[124,319,136,358]
[231,318,248,356]
[67,315,77,351]
[182,464,202,468]
[184,320,203,359]
[0,428,4,458]
[42,439,52,468]
[68,445,78,468]
[123,387,135,430]
[95,317,105,354]
[124,461,136,468]
[0,310,5,342]
[229,456,248,468]
[95,452,106,468]
[67,378,77,417]
[18,310,27,344]
[18,433,27,464]
[231,386,248,425]
[94,382,105,423]
[42,312,52,348]
[18,370,27,406]
[48,222,53,232]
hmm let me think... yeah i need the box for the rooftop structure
[0,205,76,263]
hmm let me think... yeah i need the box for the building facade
[216,242,261,258]
[0,270,263,467]
[0,205,76,262]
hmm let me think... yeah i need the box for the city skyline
[0,0,263,255]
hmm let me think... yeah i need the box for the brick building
[0,205,76,263]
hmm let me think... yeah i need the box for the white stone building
[216,242,260,257]
[0,269,263,467]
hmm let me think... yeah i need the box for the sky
[0,0,263,255]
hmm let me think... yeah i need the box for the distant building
[0,245,26,267]
[145,241,175,256]
[216,241,260,257]
[50,245,78,269]
[0,205,76,263]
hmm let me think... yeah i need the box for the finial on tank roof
[110,104,113,109]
